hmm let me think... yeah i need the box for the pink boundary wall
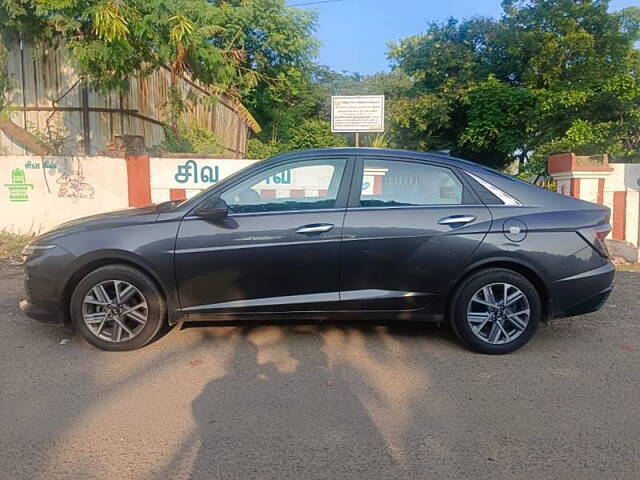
[548,153,640,261]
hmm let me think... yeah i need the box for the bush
[0,231,31,262]
[287,118,348,151]
[161,122,224,155]
[247,119,347,159]
[246,138,285,159]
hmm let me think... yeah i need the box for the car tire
[450,268,541,354]
[70,265,166,351]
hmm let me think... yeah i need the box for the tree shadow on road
[187,326,392,479]
[156,320,458,479]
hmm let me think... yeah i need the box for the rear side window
[359,158,464,207]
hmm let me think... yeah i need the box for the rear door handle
[438,215,477,226]
[296,223,335,234]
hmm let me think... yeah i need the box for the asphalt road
[1,264,639,480]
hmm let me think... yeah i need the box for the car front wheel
[70,265,166,351]
[450,268,541,354]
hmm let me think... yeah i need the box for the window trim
[347,156,479,209]
[465,172,521,206]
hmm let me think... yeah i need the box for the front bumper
[19,298,61,323]
[21,244,75,324]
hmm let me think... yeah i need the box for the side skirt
[178,310,445,324]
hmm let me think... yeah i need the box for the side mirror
[194,198,229,220]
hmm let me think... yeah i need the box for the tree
[386,1,640,171]
[0,0,318,146]
[460,76,535,165]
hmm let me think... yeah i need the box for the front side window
[220,158,347,213]
[359,158,463,207]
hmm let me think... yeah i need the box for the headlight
[22,244,57,260]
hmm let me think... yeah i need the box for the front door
[340,156,492,311]
[175,156,352,314]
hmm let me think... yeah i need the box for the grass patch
[0,231,31,262]
[616,262,640,272]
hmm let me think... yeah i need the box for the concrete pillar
[548,153,640,261]
[548,153,612,204]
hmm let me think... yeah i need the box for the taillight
[578,224,611,259]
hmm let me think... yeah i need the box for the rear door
[339,156,492,311]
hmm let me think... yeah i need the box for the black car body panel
[175,209,346,313]
[20,148,614,329]
[339,206,492,311]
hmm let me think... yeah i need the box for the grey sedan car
[21,148,614,353]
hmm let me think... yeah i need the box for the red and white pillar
[125,154,152,207]
[548,153,640,260]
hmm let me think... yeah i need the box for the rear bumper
[554,285,613,319]
[551,263,615,319]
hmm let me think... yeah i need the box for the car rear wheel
[450,268,540,354]
[70,265,166,351]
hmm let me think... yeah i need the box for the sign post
[331,95,384,147]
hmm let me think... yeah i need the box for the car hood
[33,206,160,244]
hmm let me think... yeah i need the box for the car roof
[269,147,479,170]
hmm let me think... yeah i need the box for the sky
[288,0,639,75]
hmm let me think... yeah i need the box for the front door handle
[438,215,477,226]
[296,223,335,234]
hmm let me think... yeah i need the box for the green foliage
[287,118,347,151]
[91,1,131,42]
[250,65,413,152]
[161,122,223,155]
[247,119,346,158]
[367,133,390,149]
[385,1,640,172]
[458,76,535,168]
[27,121,70,155]
[0,0,319,155]
[249,1,640,169]
[0,0,318,131]
[246,138,285,159]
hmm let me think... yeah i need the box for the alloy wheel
[466,282,531,345]
[82,280,148,342]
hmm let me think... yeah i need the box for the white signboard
[331,95,385,133]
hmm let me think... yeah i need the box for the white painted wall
[555,178,571,196]
[580,178,599,204]
[626,188,640,248]
[1,156,129,235]
[610,164,640,248]
[149,157,257,203]
[607,163,640,192]
[149,157,351,205]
